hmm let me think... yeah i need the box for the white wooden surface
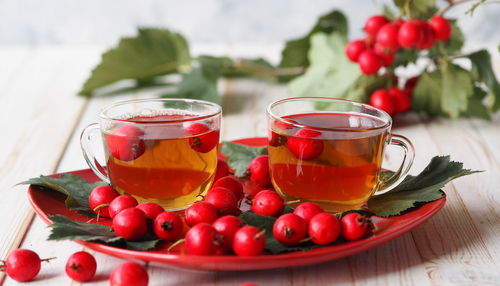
[0,45,499,286]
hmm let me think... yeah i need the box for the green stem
[439,0,477,15]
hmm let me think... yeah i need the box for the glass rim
[267,97,392,132]
[99,98,222,124]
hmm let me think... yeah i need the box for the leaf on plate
[220,142,267,177]
[368,155,480,217]
[79,28,190,96]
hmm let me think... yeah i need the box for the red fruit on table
[287,128,324,160]
[389,88,412,113]
[376,23,400,51]
[65,251,97,282]
[112,208,147,241]
[273,213,307,246]
[364,15,389,36]
[249,155,272,187]
[358,50,382,75]
[373,43,395,66]
[416,20,436,49]
[184,122,219,153]
[429,15,452,41]
[214,159,230,181]
[185,223,221,255]
[212,176,244,201]
[109,195,139,218]
[184,201,219,227]
[110,262,148,286]
[212,215,244,252]
[293,202,324,224]
[251,189,285,217]
[369,89,397,116]
[308,212,341,245]
[204,187,239,216]
[341,212,372,241]
[88,185,119,217]
[106,125,145,161]
[153,211,183,241]
[3,249,42,282]
[345,40,367,62]
[136,202,164,220]
[233,226,266,256]
[397,20,423,48]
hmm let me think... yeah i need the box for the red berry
[373,43,395,66]
[364,15,389,36]
[293,202,323,224]
[251,190,284,217]
[204,187,239,216]
[269,131,287,147]
[249,155,271,187]
[106,125,145,161]
[110,262,148,286]
[389,88,411,113]
[416,20,436,49]
[397,20,423,48]
[273,213,307,246]
[241,283,258,286]
[405,76,419,95]
[184,123,219,153]
[345,40,367,62]
[287,128,324,160]
[212,176,244,201]
[184,201,219,227]
[3,249,41,282]
[214,159,230,181]
[109,195,139,218]
[369,89,397,116]
[341,212,372,241]
[358,50,382,75]
[153,211,183,241]
[212,215,244,252]
[376,23,400,51]
[65,251,97,282]
[429,16,452,41]
[185,223,221,255]
[394,18,405,26]
[88,185,119,217]
[136,202,164,220]
[233,226,266,256]
[112,208,147,241]
[308,213,341,245]
[274,118,298,130]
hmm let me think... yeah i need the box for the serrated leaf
[445,20,464,55]
[220,142,267,177]
[393,0,437,18]
[460,87,491,120]
[162,66,220,104]
[441,63,473,118]
[79,28,190,96]
[468,50,500,111]
[368,156,480,217]
[412,71,443,116]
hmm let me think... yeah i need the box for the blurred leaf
[441,63,473,118]
[79,28,190,96]
[460,87,491,120]
[412,71,444,116]
[393,48,419,68]
[393,0,437,18]
[383,5,397,20]
[161,67,220,104]
[468,49,500,111]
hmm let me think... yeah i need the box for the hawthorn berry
[214,159,230,181]
[358,50,382,75]
[269,131,287,147]
[88,185,119,217]
[204,187,239,216]
[184,201,219,227]
[249,155,272,187]
[274,118,298,130]
[287,128,324,160]
[416,20,436,49]
[373,43,395,66]
[233,226,266,256]
[308,212,341,245]
[404,76,419,95]
[389,88,411,113]
[65,251,97,282]
[273,213,307,246]
[109,195,139,218]
[184,123,219,153]
[293,202,323,224]
[345,40,367,62]
[2,249,42,282]
[397,20,423,48]
[185,223,221,255]
[364,15,389,36]
[212,176,244,201]
[376,23,400,51]
[112,208,148,241]
[369,89,397,116]
[136,202,164,220]
[153,211,183,241]
[251,190,284,217]
[341,212,372,241]
[110,262,148,286]
[106,125,145,161]
[212,215,244,252]
[429,15,452,41]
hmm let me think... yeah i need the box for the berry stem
[439,0,476,15]
[285,200,301,205]
[41,257,57,263]
[167,239,185,252]
[253,229,266,240]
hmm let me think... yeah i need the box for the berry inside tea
[268,112,389,213]
[103,114,219,210]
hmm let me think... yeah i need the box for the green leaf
[368,156,480,217]
[220,142,267,177]
[460,87,491,120]
[412,71,443,116]
[79,28,190,96]
[445,20,465,55]
[393,0,438,18]
[468,50,500,111]
[161,66,220,104]
[441,63,473,118]
[382,5,397,20]
[278,10,348,81]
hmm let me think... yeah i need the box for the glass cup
[267,97,415,213]
[80,98,222,211]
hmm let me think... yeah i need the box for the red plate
[27,137,445,271]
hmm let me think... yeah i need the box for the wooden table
[1,45,499,286]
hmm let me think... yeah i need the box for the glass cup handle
[374,134,415,195]
[80,123,110,183]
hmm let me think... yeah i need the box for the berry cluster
[346,15,452,75]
